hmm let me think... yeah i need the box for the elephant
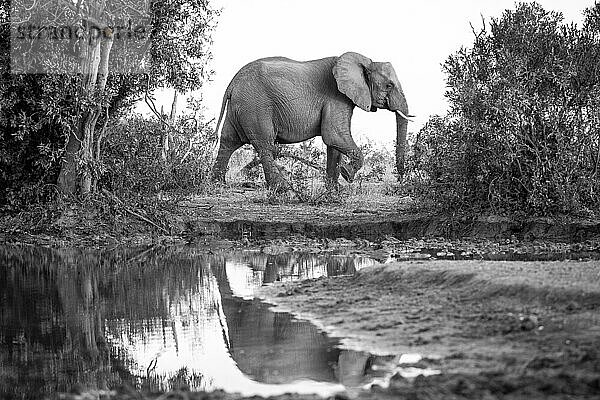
[210,52,412,189]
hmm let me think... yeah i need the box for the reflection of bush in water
[0,246,222,321]
[142,367,207,393]
[221,252,365,284]
[102,254,219,321]
[326,256,357,276]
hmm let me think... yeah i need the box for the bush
[99,113,215,197]
[410,2,600,215]
[355,138,395,183]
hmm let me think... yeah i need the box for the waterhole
[0,245,408,398]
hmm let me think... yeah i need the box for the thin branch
[102,189,170,234]
[95,105,109,160]
[278,149,325,172]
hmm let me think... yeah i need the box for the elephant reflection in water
[334,351,396,387]
[218,252,377,299]
[214,253,384,387]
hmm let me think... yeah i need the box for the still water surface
[0,246,392,398]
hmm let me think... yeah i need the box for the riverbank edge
[1,208,599,248]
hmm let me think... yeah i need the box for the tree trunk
[82,29,113,194]
[57,29,101,196]
[57,25,113,196]
[169,90,178,122]
[161,90,178,162]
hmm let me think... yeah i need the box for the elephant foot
[325,178,340,192]
[267,176,290,193]
[210,172,225,183]
[340,163,356,183]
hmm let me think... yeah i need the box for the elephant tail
[214,82,232,136]
[211,81,234,156]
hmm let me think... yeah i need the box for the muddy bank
[2,189,600,248]
[185,211,600,243]
[257,260,600,399]
[180,191,600,242]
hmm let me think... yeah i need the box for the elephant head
[333,52,412,179]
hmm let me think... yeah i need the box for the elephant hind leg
[255,146,288,191]
[244,119,288,191]
[210,120,244,183]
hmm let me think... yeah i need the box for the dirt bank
[180,190,600,242]
[2,187,600,248]
[257,260,600,399]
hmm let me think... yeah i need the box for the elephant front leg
[326,146,342,189]
[321,104,364,183]
[339,148,364,183]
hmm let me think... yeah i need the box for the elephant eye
[386,83,394,89]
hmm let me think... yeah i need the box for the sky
[151,0,593,145]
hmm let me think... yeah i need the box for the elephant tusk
[396,110,415,121]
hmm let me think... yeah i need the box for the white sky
[153,0,592,145]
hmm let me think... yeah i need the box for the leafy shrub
[410,2,600,215]
[355,138,395,183]
[99,113,215,197]
[233,140,325,188]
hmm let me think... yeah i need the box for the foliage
[236,136,395,193]
[410,2,600,215]
[355,138,395,183]
[99,110,215,197]
[283,139,326,193]
[0,0,218,205]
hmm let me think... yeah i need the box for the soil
[257,261,600,399]
[2,186,600,399]
[1,185,599,248]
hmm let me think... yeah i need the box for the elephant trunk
[395,111,408,180]
[387,87,410,181]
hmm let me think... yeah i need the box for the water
[0,245,394,398]
[389,247,600,262]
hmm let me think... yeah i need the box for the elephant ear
[333,52,373,112]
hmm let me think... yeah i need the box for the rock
[519,315,539,331]
[451,377,477,396]
[526,355,563,370]
[388,371,410,390]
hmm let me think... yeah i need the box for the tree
[411,2,600,214]
[1,0,218,199]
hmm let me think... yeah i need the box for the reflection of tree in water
[0,246,385,397]
[103,253,231,392]
[0,246,236,394]
[0,246,127,397]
